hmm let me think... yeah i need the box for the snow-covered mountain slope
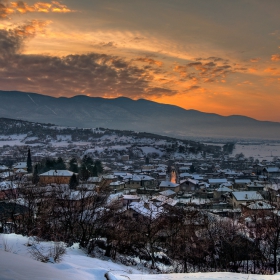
[1,90,280,140]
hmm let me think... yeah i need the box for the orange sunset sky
[0,0,280,121]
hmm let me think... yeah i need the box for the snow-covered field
[233,143,280,161]
[0,234,279,280]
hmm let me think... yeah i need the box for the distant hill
[0,90,280,140]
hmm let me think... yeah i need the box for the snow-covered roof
[244,201,274,210]
[266,184,280,191]
[179,172,192,178]
[159,181,179,188]
[87,177,102,183]
[232,191,263,201]
[129,201,164,219]
[247,182,264,188]
[65,190,93,200]
[0,181,18,190]
[191,174,204,180]
[113,172,131,177]
[179,166,190,171]
[13,162,27,169]
[15,168,27,173]
[122,194,140,200]
[125,174,154,181]
[234,179,251,184]
[264,167,280,173]
[40,170,74,177]
[102,174,116,180]
[220,182,233,188]
[187,178,199,185]
[109,181,124,186]
[0,165,8,171]
[152,195,177,207]
[208,179,228,184]
[159,189,176,196]
[216,186,232,192]
[0,171,14,179]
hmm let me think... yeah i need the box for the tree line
[2,180,280,275]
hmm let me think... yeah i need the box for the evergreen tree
[69,158,79,173]
[27,148,32,173]
[91,165,98,177]
[55,157,66,170]
[45,158,54,171]
[79,163,90,181]
[32,164,40,184]
[69,173,78,189]
[145,157,150,164]
[82,155,94,167]
[94,160,103,175]
[190,164,196,173]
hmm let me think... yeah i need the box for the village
[1,136,280,217]
[0,121,280,274]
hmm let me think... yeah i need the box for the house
[152,195,177,207]
[265,183,280,203]
[126,201,164,220]
[122,194,140,208]
[13,162,27,172]
[263,166,280,179]
[159,181,180,193]
[109,181,125,192]
[246,181,264,192]
[157,172,167,181]
[15,168,27,179]
[178,166,190,173]
[208,179,228,188]
[233,179,251,190]
[241,201,274,216]
[186,178,200,191]
[179,172,192,180]
[0,165,8,172]
[0,171,14,181]
[125,174,156,190]
[213,184,233,199]
[230,191,264,208]
[0,181,18,200]
[159,189,176,198]
[55,189,94,209]
[39,170,76,184]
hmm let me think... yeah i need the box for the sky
[0,0,280,121]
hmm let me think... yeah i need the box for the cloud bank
[0,23,177,98]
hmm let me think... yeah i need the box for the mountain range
[1,90,280,140]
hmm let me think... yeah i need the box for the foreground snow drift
[0,234,280,280]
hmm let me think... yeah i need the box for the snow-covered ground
[0,234,279,280]
[233,143,280,161]
[140,146,163,156]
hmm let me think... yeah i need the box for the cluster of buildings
[0,132,280,230]
[0,151,280,222]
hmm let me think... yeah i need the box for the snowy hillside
[0,234,279,280]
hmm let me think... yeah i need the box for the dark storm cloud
[0,26,176,98]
